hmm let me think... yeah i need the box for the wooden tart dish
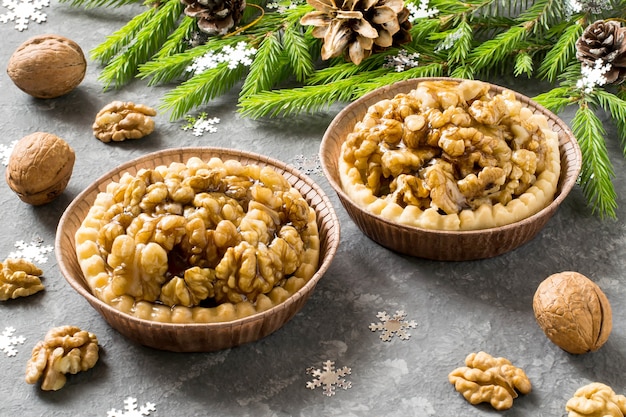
[320,77,581,261]
[56,147,340,352]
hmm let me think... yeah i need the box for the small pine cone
[300,0,412,65]
[576,19,626,84]
[181,0,246,36]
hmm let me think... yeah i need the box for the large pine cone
[576,20,626,84]
[181,0,246,36]
[300,0,412,65]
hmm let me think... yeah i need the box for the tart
[74,156,320,323]
[338,79,561,230]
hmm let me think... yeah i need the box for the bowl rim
[320,77,582,236]
[55,146,341,330]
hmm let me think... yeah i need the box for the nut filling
[339,80,562,230]
[75,157,320,323]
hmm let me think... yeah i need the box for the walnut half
[448,351,531,410]
[0,258,44,301]
[93,101,156,143]
[25,326,99,391]
[566,382,626,417]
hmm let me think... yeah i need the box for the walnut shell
[533,271,612,354]
[5,132,75,205]
[7,34,86,99]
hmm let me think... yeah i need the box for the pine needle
[58,0,138,9]
[161,64,247,120]
[282,25,315,82]
[593,89,626,158]
[571,102,617,219]
[537,22,583,83]
[240,32,288,98]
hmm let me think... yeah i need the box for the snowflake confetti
[187,41,257,73]
[0,141,16,166]
[182,112,220,136]
[407,0,438,22]
[0,327,26,357]
[577,59,611,94]
[435,29,463,53]
[369,310,417,342]
[0,0,49,31]
[8,239,53,264]
[107,397,156,417]
[383,49,420,72]
[291,154,322,176]
[565,0,611,15]
[266,0,299,13]
[306,360,352,397]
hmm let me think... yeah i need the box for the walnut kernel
[0,258,44,301]
[5,132,75,205]
[7,34,86,99]
[93,101,156,142]
[25,325,99,391]
[533,271,612,354]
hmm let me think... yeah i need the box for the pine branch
[571,101,618,219]
[533,86,576,114]
[536,21,583,83]
[238,77,368,119]
[240,32,288,98]
[58,0,139,9]
[592,89,626,158]
[281,24,315,82]
[90,6,156,64]
[160,64,248,120]
[354,63,445,96]
[97,0,184,88]
[468,25,529,73]
[153,16,196,60]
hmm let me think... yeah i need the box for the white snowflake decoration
[435,28,464,53]
[0,0,49,31]
[107,397,156,417]
[565,0,611,15]
[383,50,420,72]
[407,0,438,23]
[187,41,257,74]
[0,327,26,357]
[0,141,16,166]
[182,112,220,136]
[266,0,299,13]
[306,360,352,397]
[577,59,611,93]
[291,154,322,176]
[8,239,53,264]
[369,310,417,342]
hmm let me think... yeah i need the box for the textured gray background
[1,2,626,416]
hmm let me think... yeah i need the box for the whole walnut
[6,132,75,205]
[533,271,612,354]
[7,34,86,99]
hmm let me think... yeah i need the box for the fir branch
[161,64,248,120]
[444,20,473,66]
[90,6,156,64]
[514,51,533,77]
[240,32,288,98]
[97,0,184,88]
[58,0,138,9]
[281,24,315,82]
[238,78,367,118]
[533,86,576,114]
[449,65,475,79]
[516,0,563,32]
[138,38,241,85]
[152,16,196,60]
[571,101,617,219]
[536,21,583,83]
[468,25,529,73]
[354,64,445,96]
[592,89,626,157]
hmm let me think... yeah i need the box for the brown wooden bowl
[56,147,340,352]
[320,78,581,261]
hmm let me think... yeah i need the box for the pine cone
[300,0,412,65]
[576,20,626,84]
[181,0,246,36]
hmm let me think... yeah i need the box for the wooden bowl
[56,147,340,352]
[320,78,581,261]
